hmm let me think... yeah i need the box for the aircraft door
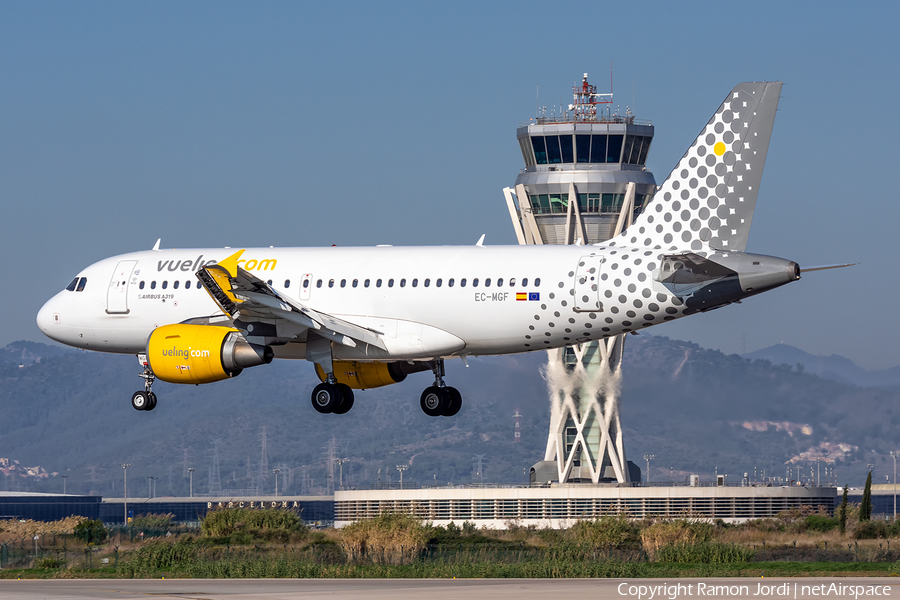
[573,254,604,312]
[106,260,137,314]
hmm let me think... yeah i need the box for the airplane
[36,81,828,417]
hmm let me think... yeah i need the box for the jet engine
[315,360,430,389]
[147,324,273,384]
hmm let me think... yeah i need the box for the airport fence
[0,525,196,570]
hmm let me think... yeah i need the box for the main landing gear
[419,359,461,417]
[310,375,354,415]
[132,354,158,412]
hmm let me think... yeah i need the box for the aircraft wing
[195,250,385,350]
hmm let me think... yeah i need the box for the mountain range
[1,336,897,497]
[743,344,900,388]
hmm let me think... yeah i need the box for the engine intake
[147,324,273,385]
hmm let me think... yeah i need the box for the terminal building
[0,492,333,525]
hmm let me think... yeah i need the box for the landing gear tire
[147,392,158,411]
[131,391,150,411]
[311,383,342,414]
[420,386,449,417]
[444,387,462,417]
[333,384,355,414]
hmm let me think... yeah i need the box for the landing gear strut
[132,354,158,412]
[420,359,462,417]
[310,373,354,414]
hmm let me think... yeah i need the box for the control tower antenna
[569,73,612,122]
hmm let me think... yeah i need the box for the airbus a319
[37,82,829,417]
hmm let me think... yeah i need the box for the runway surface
[0,578,898,600]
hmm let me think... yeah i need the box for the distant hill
[743,344,900,388]
[1,336,897,497]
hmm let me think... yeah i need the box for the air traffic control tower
[502,74,656,484]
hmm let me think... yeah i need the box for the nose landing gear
[132,354,158,411]
[419,359,462,417]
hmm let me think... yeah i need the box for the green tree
[860,471,873,522]
[73,519,108,545]
[839,486,849,535]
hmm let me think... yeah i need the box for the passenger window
[522,278,528,287]
[139,281,145,290]
[485,278,491,287]
[162,281,168,290]
[448,278,455,287]
[400,278,406,287]
[436,278,442,287]
[76,277,87,292]
[365,279,370,288]
[460,278,467,287]
[388,279,394,288]
[424,278,430,287]
[267,280,273,286]
[473,278,479,287]
[284,280,290,288]
[497,278,503,287]
[316,279,323,288]
[376,279,382,288]
[352,279,358,288]
[185,280,191,289]
[509,278,515,286]
[535,278,541,287]
[151,281,156,290]
[304,280,310,288]
[340,279,346,288]
[412,278,418,287]
[328,279,334,288]
[173,281,180,289]
[66,278,79,292]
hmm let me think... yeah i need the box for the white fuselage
[36,243,685,360]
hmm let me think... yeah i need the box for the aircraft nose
[36,295,60,336]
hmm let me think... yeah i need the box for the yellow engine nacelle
[147,324,273,385]
[316,361,414,390]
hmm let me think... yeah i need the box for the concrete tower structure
[503,74,656,484]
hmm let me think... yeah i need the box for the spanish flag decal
[516,293,527,301]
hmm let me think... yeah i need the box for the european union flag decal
[528,292,540,301]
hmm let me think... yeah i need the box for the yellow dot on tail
[714,142,726,156]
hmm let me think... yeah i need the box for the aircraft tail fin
[612,81,782,253]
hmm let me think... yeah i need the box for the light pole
[334,459,348,490]
[120,463,132,524]
[273,469,281,497]
[892,452,898,521]
[396,464,408,489]
[188,468,194,498]
[643,454,654,484]
[62,475,68,495]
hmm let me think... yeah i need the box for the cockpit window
[65,278,79,292]
[75,277,87,292]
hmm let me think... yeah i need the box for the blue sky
[2,1,897,368]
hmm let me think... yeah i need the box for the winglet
[216,249,246,277]
[152,239,161,251]
[476,234,485,247]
